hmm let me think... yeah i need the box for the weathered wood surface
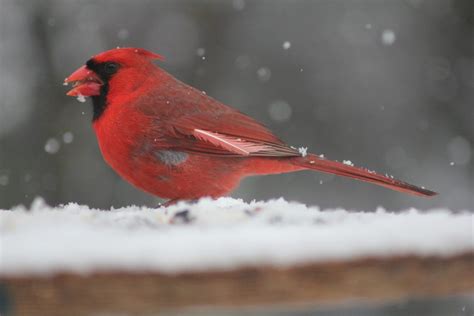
[1,253,473,316]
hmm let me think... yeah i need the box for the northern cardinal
[64,47,436,205]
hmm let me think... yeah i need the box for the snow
[257,67,271,81]
[62,131,74,144]
[298,147,308,157]
[0,197,472,276]
[76,94,86,103]
[343,160,354,166]
[381,29,396,46]
[268,100,292,122]
[44,138,60,154]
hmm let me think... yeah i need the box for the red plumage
[65,48,437,204]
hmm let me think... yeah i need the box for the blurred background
[0,0,473,211]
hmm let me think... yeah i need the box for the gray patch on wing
[155,150,188,166]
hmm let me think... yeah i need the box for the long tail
[293,154,437,197]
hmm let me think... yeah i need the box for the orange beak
[64,65,103,97]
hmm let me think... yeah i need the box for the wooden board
[1,253,473,316]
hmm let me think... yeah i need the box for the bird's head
[64,47,163,120]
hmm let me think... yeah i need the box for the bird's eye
[104,62,119,75]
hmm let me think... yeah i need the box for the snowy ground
[0,197,472,276]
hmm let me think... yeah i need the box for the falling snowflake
[257,67,271,82]
[381,29,396,46]
[268,100,292,122]
[62,132,74,144]
[196,48,205,57]
[44,138,60,154]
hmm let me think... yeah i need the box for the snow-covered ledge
[1,197,472,276]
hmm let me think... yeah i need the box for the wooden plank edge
[1,252,473,316]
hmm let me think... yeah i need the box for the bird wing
[166,111,300,157]
[136,73,300,157]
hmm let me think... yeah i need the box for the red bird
[64,47,436,205]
